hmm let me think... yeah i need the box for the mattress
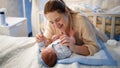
[0,35,120,68]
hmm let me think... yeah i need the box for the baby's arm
[36,33,53,48]
[52,34,60,41]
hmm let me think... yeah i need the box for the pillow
[92,0,104,9]
[106,6,120,14]
[69,0,104,12]
[101,0,120,10]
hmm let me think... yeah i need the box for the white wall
[0,0,22,17]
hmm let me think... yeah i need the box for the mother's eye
[55,17,61,22]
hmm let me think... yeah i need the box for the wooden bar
[110,16,115,39]
[93,16,97,27]
[102,16,106,33]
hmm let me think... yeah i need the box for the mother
[36,0,108,56]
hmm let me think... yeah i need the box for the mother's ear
[65,8,70,15]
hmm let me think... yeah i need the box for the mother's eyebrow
[49,16,60,21]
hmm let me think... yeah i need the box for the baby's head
[41,47,57,67]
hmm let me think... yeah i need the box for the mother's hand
[60,34,75,51]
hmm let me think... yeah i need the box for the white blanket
[0,35,39,68]
[0,35,120,68]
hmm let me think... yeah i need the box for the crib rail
[80,13,120,39]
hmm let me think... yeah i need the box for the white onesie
[39,39,72,60]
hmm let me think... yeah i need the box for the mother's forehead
[46,11,63,19]
[46,11,61,16]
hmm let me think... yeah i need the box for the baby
[38,35,72,67]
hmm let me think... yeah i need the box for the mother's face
[45,11,69,33]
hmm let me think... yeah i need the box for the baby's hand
[52,34,60,41]
[36,33,45,43]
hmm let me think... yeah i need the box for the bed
[1,0,120,68]
[0,35,120,68]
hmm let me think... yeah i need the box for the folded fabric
[57,37,117,66]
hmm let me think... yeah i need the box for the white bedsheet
[0,35,120,68]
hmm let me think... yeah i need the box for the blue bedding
[57,37,117,66]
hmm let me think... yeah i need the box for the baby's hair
[41,48,57,67]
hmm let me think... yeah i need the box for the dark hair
[44,0,69,14]
[42,48,57,67]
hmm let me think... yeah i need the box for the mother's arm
[75,16,100,56]
[65,16,100,56]
[60,34,91,56]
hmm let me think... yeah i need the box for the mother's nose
[53,22,59,27]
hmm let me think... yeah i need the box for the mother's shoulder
[72,13,86,23]
[72,13,86,20]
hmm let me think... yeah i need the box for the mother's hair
[44,0,72,14]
